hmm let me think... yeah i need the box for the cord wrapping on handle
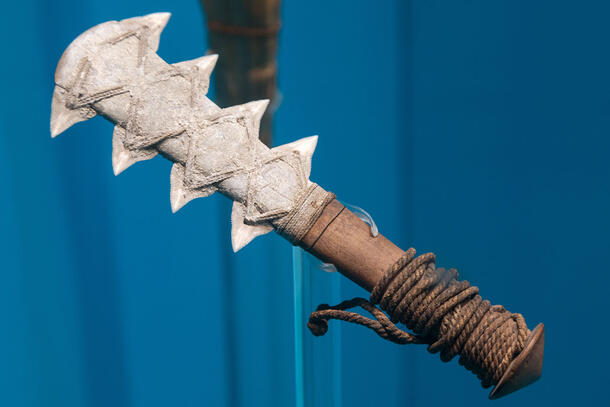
[307,248,530,388]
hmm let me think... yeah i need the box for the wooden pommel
[489,323,545,399]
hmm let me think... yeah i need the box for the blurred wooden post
[201,0,281,147]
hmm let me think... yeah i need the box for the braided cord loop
[307,248,530,388]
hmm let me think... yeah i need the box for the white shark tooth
[173,54,218,94]
[246,100,270,140]
[112,125,158,175]
[219,99,269,126]
[245,100,269,134]
[50,87,96,137]
[247,99,269,121]
[170,163,216,213]
[231,201,273,252]
[273,135,318,179]
[120,12,171,52]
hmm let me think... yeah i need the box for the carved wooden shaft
[299,199,402,291]
[296,198,544,400]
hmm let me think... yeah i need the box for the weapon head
[49,12,318,252]
[51,12,171,137]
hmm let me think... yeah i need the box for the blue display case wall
[1,1,609,406]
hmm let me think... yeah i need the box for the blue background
[1,0,608,406]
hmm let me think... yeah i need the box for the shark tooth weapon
[50,13,544,399]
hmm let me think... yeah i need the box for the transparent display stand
[293,247,343,407]
[292,204,376,407]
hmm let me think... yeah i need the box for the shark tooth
[50,86,96,137]
[112,125,158,175]
[173,54,218,95]
[231,201,273,252]
[272,135,318,179]
[120,12,170,52]
[217,99,269,134]
[170,163,216,213]
[245,100,269,135]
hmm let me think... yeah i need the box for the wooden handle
[298,198,544,399]
[298,199,403,291]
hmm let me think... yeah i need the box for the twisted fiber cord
[308,248,530,388]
